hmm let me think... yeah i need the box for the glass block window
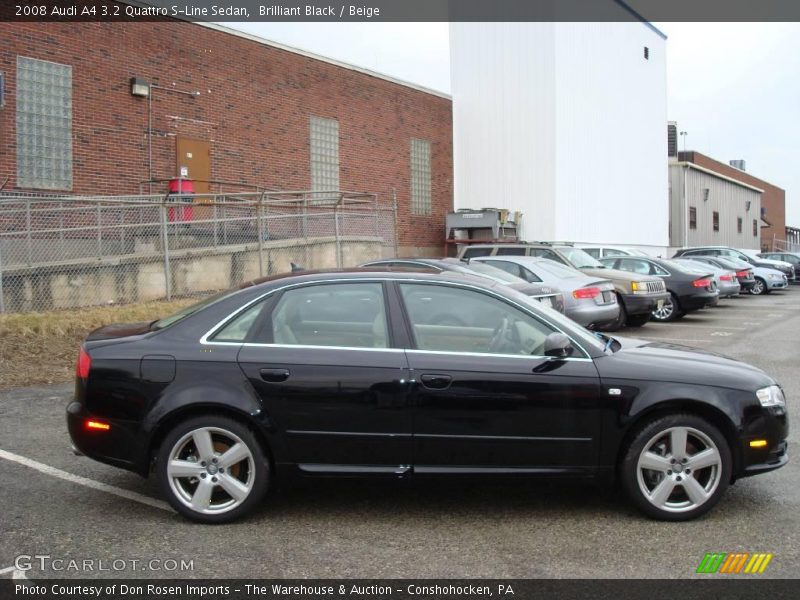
[410,138,432,216]
[310,116,339,197]
[16,57,73,190]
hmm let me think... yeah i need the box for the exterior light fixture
[130,77,150,98]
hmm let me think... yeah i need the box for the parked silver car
[672,258,741,298]
[468,255,619,328]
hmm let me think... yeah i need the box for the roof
[670,162,765,194]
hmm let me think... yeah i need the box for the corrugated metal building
[669,162,763,250]
[450,11,668,251]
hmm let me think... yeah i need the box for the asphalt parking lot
[1,288,798,580]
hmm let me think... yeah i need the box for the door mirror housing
[543,332,574,358]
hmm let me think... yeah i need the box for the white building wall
[450,23,557,239]
[451,17,668,251]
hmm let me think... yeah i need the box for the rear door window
[267,283,390,348]
[496,247,527,256]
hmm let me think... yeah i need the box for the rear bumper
[718,282,741,297]
[67,400,147,475]
[567,302,620,327]
[738,279,756,291]
[679,291,718,312]
[620,292,669,316]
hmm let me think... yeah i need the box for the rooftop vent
[730,159,746,171]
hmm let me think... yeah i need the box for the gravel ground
[0,288,797,579]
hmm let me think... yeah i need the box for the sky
[227,21,800,229]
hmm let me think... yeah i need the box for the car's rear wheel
[750,277,767,295]
[620,414,731,521]
[156,415,269,523]
[651,292,681,322]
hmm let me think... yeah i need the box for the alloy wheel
[651,296,674,321]
[750,279,765,295]
[166,426,255,515]
[636,426,722,513]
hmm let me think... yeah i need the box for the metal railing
[0,190,398,313]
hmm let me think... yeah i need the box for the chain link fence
[0,190,397,313]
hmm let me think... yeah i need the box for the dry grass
[0,298,196,389]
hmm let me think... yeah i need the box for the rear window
[462,247,494,258]
[152,289,241,330]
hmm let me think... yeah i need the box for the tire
[596,294,627,331]
[156,415,270,523]
[625,312,651,327]
[620,413,732,521]
[750,277,767,295]
[651,292,681,322]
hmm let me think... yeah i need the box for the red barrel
[167,178,194,222]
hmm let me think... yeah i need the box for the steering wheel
[488,316,511,353]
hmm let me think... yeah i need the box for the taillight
[76,347,91,380]
[735,270,749,278]
[720,274,734,282]
[692,278,712,288]
[573,286,601,299]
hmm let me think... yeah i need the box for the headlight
[769,273,780,279]
[756,385,785,407]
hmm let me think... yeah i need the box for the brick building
[678,151,786,250]
[0,14,453,255]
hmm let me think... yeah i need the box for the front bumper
[619,292,669,316]
[767,277,788,290]
[737,402,789,480]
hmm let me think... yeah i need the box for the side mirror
[543,332,574,358]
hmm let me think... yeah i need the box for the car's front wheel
[750,277,768,295]
[620,414,731,521]
[651,292,681,322]
[156,415,270,523]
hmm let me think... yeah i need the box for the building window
[753,219,758,237]
[643,47,650,60]
[689,207,697,230]
[410,138,432,216]
[737,217,743,234]
[16,57,72,190]
[310,116,339,195]
[712,212,719,232]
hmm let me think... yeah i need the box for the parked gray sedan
[672,258,741,298]
[469,255,619,329]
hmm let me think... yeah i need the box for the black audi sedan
[599,256,719,322]
[67,269,788,523]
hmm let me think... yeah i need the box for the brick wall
[0,13,453,252]
[679,151,786,248]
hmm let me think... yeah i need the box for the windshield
[152,289,238,330]
[557,247,604,268]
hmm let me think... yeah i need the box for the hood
[580,267,655,283]
[596,336,773,391]
[756,257,793,269]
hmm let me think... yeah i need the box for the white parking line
[651,324,747,330]
[0,449,171,512]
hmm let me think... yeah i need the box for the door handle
[420,374,452,390]
[260,368,290,383]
